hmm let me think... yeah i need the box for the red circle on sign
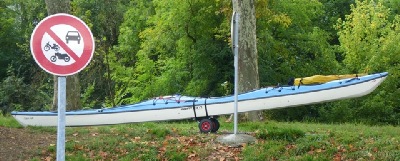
[30,13,94,76]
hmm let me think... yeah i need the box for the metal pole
[233,12,239,135]
[57,76,66,161]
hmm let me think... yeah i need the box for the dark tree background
[1,0,399,125]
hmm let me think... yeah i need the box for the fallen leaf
[285,144,295,150]
[188,153,197,158]
[349,144,357,151]
[74,144,84,150]
[162,140,168,146]
[159,147,166,152]
[333,153,341,161]
[100,151,108,159]
[45,156,52,161]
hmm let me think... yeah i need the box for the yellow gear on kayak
[294,73,367,86]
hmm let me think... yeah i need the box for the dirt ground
[0,126,56,161]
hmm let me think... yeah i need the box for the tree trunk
[45,0,69,14]
[46,0,81,111]
[232,0,262,121]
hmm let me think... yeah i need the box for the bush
[0,75,51,114]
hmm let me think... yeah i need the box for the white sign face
[41,25,85,65]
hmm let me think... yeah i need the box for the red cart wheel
[210,118,220,132]
[199,119,213,133]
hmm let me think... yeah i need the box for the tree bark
[232,0,262,121]
[45,0,81,111]
[45,0,70,14]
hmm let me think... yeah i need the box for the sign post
[216,11,256,146]
[30,13,94,161]
[231,11,239,134]
[57,77,66,160]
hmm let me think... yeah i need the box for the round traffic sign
[30,13,94,76]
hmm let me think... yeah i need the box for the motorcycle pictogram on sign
[43,41,70,62]
[44,42,60,51]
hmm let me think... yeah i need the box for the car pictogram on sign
[66,31,81,44]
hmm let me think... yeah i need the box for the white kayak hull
[12,72,388,127]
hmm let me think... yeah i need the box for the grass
[2,116,400,160]
[0,114,23,128]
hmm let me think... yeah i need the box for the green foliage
[0,0,47,82]
[71,0,129,46]
[0,0,51,114]
[266,102,321,122]
[0,71,51,114]
[335,0,400,125]
[71,0,131,108]
[0,0,18,80]
[81,82,97,108]
[106,0,155,105]
[256,0,340,87]
[318,101,356,123]
[109,0,231,105]
[318,0,355,46]
[337,0,392,72]
[266,0,400,125]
